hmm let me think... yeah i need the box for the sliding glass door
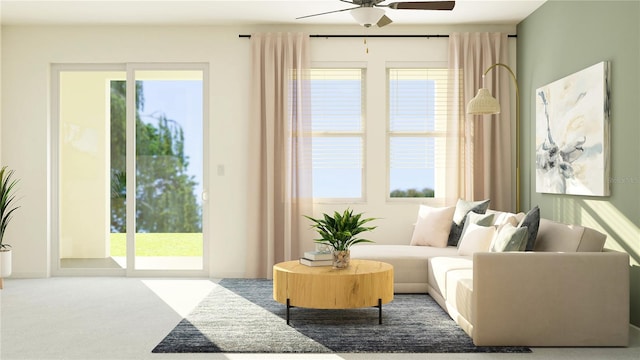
[56,68,127,272]
[53,64,208,276]
[129,68,205,271]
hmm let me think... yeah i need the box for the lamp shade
[350,7,385,27]
[467,88,500,115]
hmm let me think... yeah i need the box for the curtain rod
[239,34,517,38]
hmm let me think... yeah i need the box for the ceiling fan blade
[296,6,356,20]
[387,1,455,11]
[377,15,393,27]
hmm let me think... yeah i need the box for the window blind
[310,68,364,198]
[388,68,451,198]
[388,68,449,133]
[310,68,363,133]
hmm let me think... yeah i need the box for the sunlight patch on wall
[580,199,639,266]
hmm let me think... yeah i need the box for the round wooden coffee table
[273,259,394,324]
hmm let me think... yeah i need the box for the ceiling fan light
[350,7,385,27]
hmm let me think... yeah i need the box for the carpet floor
[152,278,531,353]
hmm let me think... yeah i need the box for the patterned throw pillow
[447,199,491,247]
[489,222,529,252]
[518,205,541,251]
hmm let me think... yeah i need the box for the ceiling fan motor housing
[351,0,386,5]
[298,1,456,26]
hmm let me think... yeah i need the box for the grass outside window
[110,233,203,257]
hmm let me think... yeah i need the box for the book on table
[303,251,333,261]
[299,258,332,267]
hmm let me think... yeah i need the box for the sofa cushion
[489,223,528,252]
[534,218,606,252]
[457,223,496,256]
[351,244,459,260]
[350,244,459,293]
[447,199,491,247]
[428,256,473,299]
[518,205,541,251]
[446,269,474,322]
[410,205,455,247]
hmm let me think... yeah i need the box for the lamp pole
[482,63,520,212]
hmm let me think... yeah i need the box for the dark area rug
[152,278,531,353]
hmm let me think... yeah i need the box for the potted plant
[304,208,377,269]
[0,166,20,280]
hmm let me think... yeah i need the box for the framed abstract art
[535,61,611,196]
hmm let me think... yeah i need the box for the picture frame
[535,61,611,196]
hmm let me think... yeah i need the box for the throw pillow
[489,222,529,252]
[410,205,456,247]
[490,210,526,226]
[518,205,541,251]
[457,223,497,256]
[503,215,521,227]
[447,198,491,247]
[458,212,495,245]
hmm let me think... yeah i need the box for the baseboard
[210,271,250,279]
[3,272,49,279]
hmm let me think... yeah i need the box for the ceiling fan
[297,1,456,28]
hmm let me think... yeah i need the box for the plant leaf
[304,208,378,251]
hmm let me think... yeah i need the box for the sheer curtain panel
[247,33,313,278]
[448,33,514,211]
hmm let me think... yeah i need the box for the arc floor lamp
[466,63,520,212]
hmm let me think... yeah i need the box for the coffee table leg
[286,298,383,325]
[286,298,291,325]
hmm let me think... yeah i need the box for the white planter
[0,250,12,277]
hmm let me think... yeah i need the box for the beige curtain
[448,32,513,211]
[246,33,313,278]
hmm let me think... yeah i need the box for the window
[310,68,364,199]
[388,68,449,199]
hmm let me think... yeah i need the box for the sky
[139,80,204,206]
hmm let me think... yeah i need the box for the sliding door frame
[126,63,210,277]
[51,63,127,276]
[50,63,210,277]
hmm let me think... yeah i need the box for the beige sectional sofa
[351,213,630,347]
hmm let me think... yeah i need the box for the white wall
[0,24,515,278]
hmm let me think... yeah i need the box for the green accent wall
[518,0,640,326]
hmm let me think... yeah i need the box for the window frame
[386,66,450,204]
[309,66,367,203]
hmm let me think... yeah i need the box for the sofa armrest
[472,252,629,347]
